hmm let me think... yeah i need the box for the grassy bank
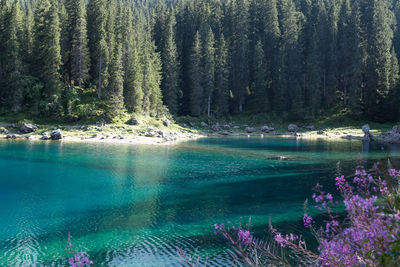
[0,111,398,145]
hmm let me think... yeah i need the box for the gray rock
[392,125,400,134]
[163,120,170,127]
[189,122,195,127]
[385,133,400,144]
[233,126,240,129]
[288,124,299,132]
[200,122,208,127]
[41,132,50,140]
[317,130,324,135]
[182,123,188,127]
[245,127,256,133]
[6,134,16,139]
[19,123,38,134]
[95,127,103,132]
[305,125,316,131]
[212,124,220,131]
[220,131,230,136]
[145,131,156,137]
[261,126,274,133]
[50,129,63,140]
[362,124,370,134]
[222,124,231,130]
[92,133,98,138]
[157,130,165,137]
[362,124,374,142]
[0,127,8,134]
[127,117,139,125]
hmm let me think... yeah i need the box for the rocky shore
[0,120,399,145]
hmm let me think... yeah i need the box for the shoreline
[0,122,390,146]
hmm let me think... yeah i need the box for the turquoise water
[0,137,399,266]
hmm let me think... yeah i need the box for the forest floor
[0,112,397,145]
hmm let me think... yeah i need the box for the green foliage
[0,0,399,123]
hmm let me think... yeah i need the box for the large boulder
[261,126,274,133]
[362,124,370,134]
[385,133,400,144]
[145,131,156,137]
[0,127,8,134]
[200,122,208,127]
[212,124,220,131]
[362,124,374,142]
[19,123,38,134]
[50,129,63,140]
[163,120,170,127]
[6,134,16,139]
[126,117,139,125]
[245,127,256,133]
[392,125,400,134]
[41,132,50,140]
[288,124,299,132]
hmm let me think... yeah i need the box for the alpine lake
[1,137,399,266]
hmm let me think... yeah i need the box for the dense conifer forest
[0,0,399,122]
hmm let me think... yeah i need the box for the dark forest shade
[0,0,399,122]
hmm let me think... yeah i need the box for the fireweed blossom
[66,234,93,267]
[208,162,400,266]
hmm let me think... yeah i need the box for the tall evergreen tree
[248,40,267,112]
[361,0,398,121]
[87,0,109,99]
[189,31,203,116]
[262,0,280,105]
[0,0,24,111]
[64,0,90,87]
[121,6,143,114]
[230,0,249,113]
[141,25,163,117]
[214,34,229,116]
[337,0,362,116]
[159,9,180,115]
[202,27,215,117]
[105,43,124,119]
[32,0,62,115]
[276,0,303,117]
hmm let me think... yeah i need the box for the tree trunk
[207,94,211,117]
[98,55,102,99]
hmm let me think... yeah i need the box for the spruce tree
[64,0,90,87]
[231,0,249,113]
[141,23,163,117]
[276,0,303,116]
[105,43,124,119]
[189,32,203,116]
[337,0,362,116]
[361,0,398,121]
[87,0,109,99]
[121,6,143,114]
[214,34,230,117]
[248,40,267,112]
[33,0,62,115]
[160,9,180,115]
[202,27,215,117]
[0,0,24,111]
[262,0,280,104]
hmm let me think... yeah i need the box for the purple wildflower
[303,214,313,228]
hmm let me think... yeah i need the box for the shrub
[211,160,400,266]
